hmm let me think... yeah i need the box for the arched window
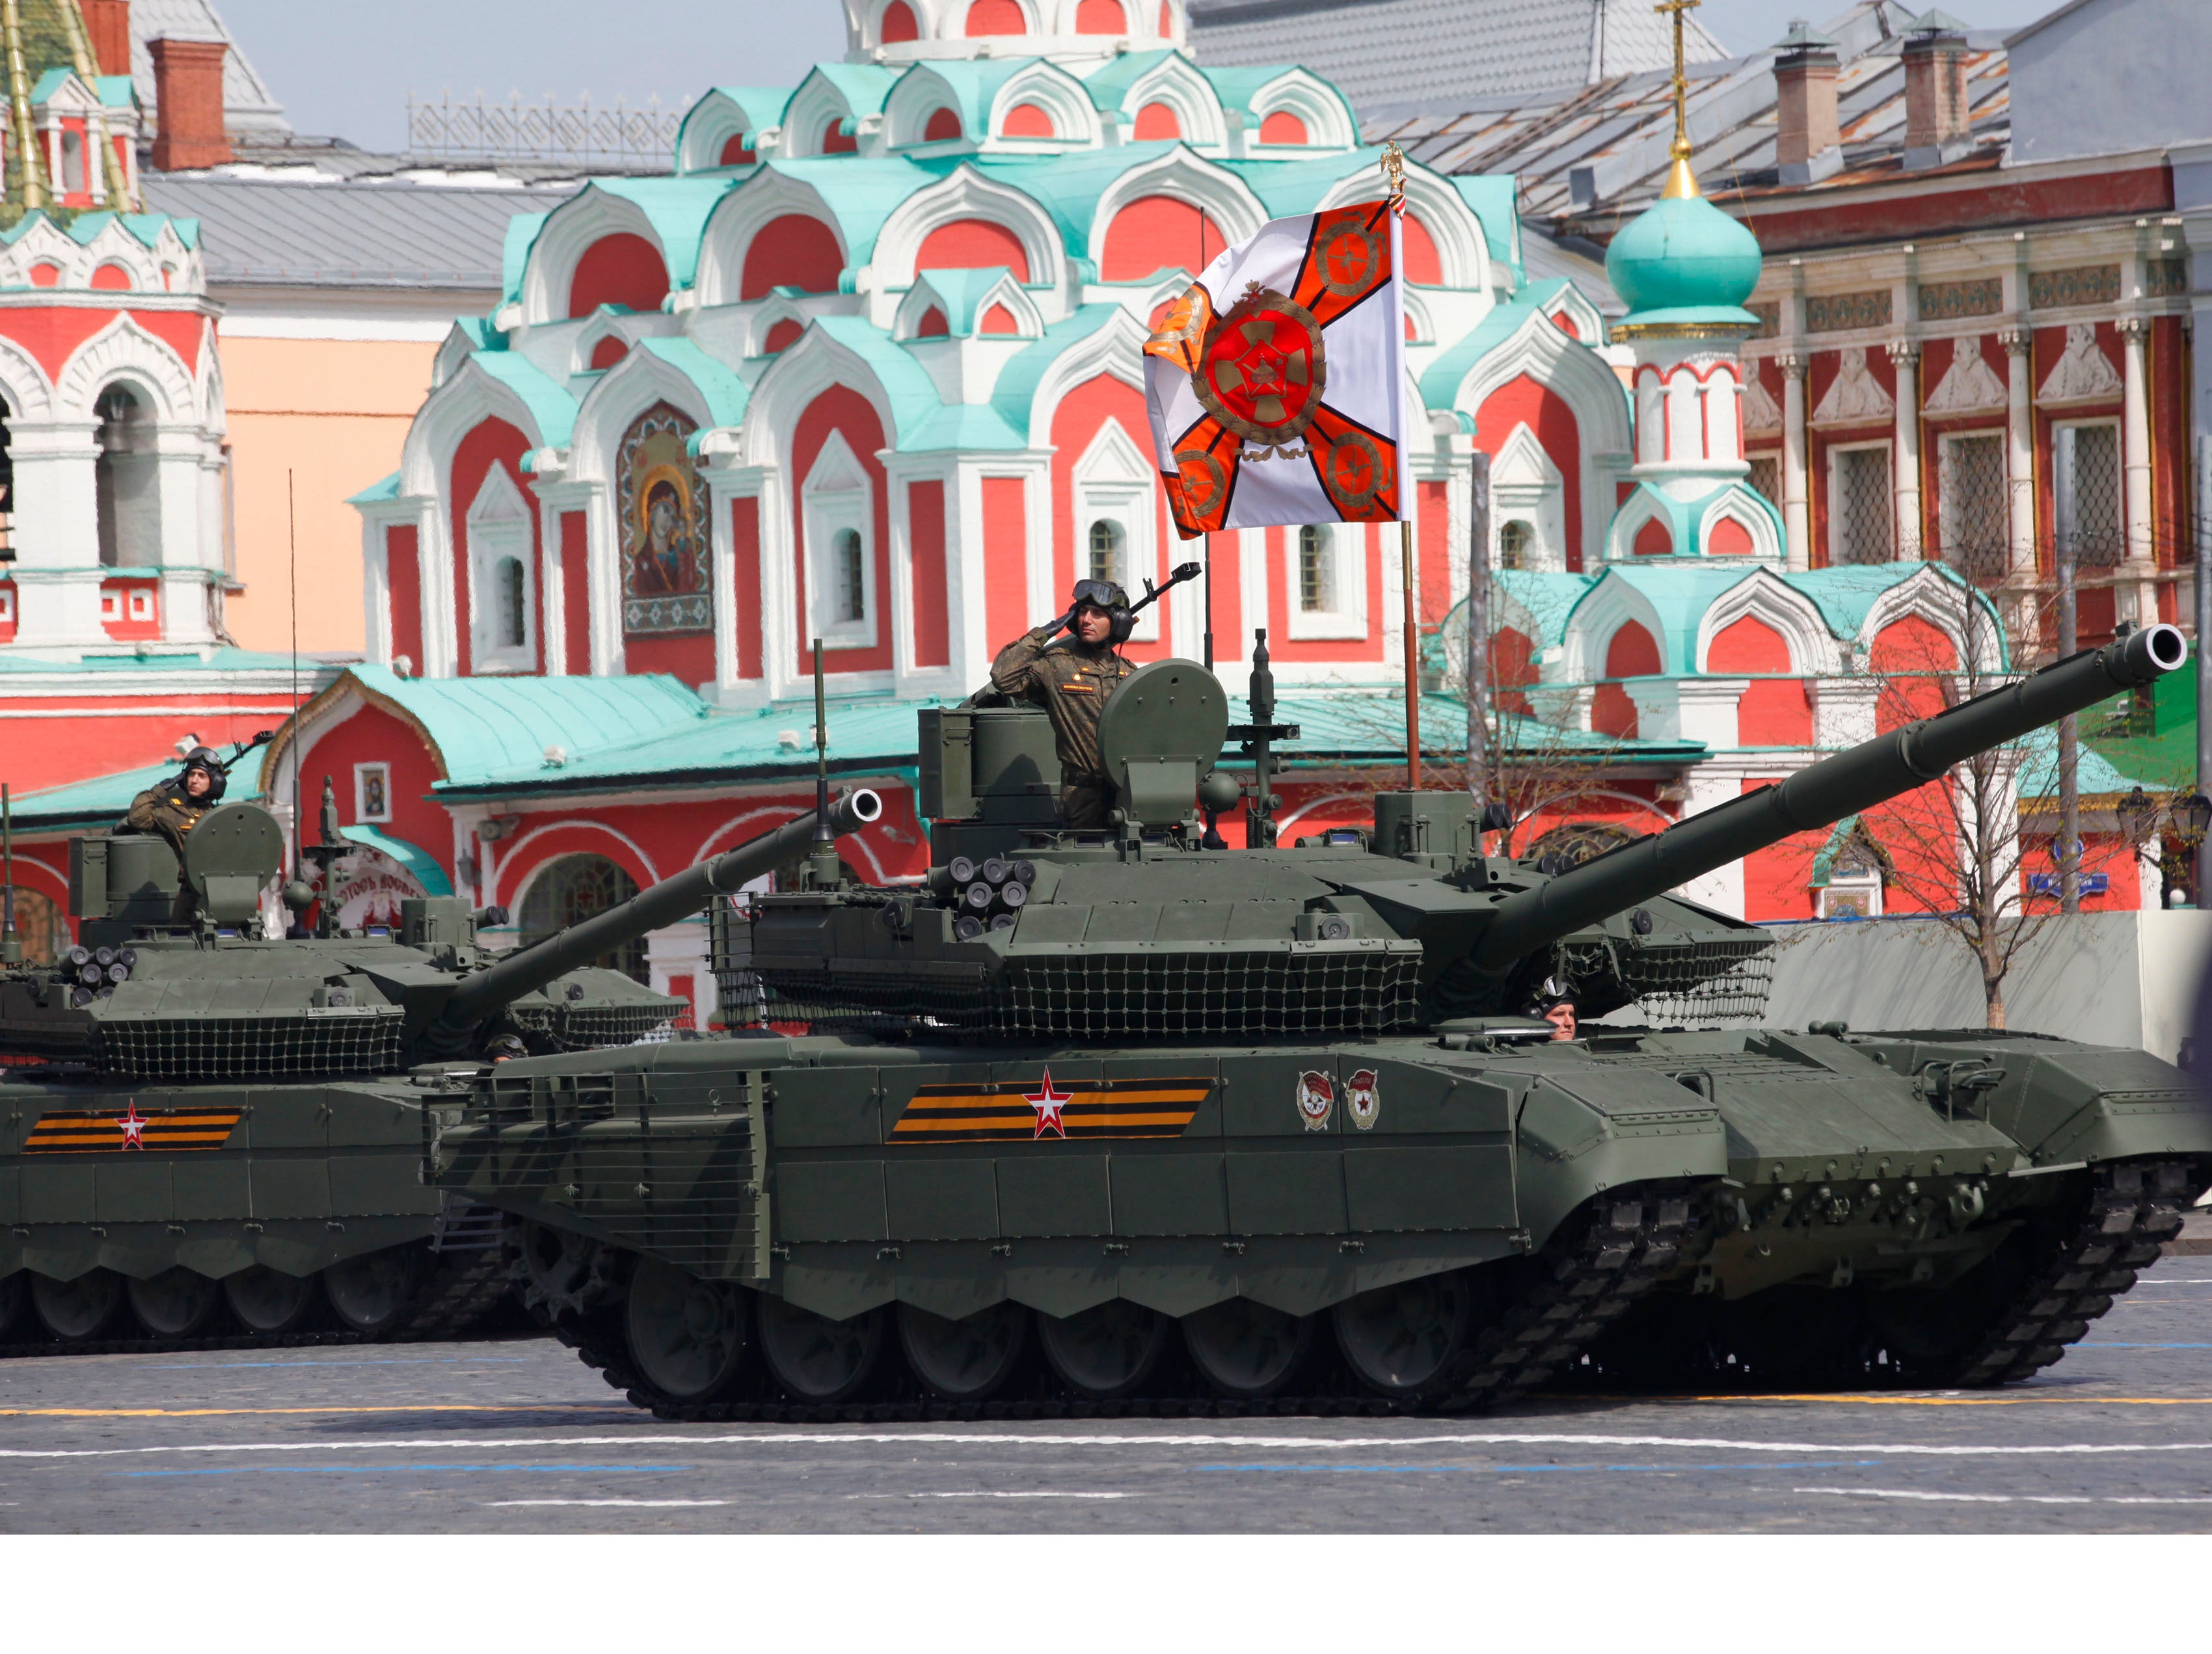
[7,886,67,967]
[495,556,526,648]
[880,0,920,42]
[1077,0,1127,31]
[1132,101,1180,141]
[1002,102,1054,139]
[1498,520,1533,570]
[966,0,1027,34]
[822,118,858,157]
[1297,524,1334,611]
[740,215,844,299]
[1258,111,1308,144]
[588,335,627,371]
[1088,518,1125,586]
[567,233,668,318]
[834,527,866,623]
[1528,821,1640,868]
[94,386,159,569]
[719,133,755,166]
[923,107,962,142]
[520,855,648,983]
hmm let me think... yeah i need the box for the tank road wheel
[1038,1300,1172,1401]
[897,1301,1031,1403]
[623,1257,753,1404]
[0,1272,25,1339]
[126,1268,222,1338]
[321,1247,424,1337]
[1331,1272,1474,1402]
[30,1268,126,1342]
[1181,1298,1316,1400]
[758,1297,889,1404]
[223,1266,321,1335]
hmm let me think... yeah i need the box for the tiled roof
[138,174,576,290]
[1188,0,1727,121]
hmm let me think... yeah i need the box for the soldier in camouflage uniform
[991,580,1135,829]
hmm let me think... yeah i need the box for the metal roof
[139,173,578,290]
[1187,0,1728,122]
[126,0,290,135]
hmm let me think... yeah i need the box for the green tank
[430,624,2212,1417]
[0,774,882,1352]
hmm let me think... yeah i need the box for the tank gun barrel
[1466,624,2188,978]
[437,788,883,1030]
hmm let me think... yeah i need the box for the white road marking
[1794,1486,2212,1506]
[483,1499,731,1508]
[2129,1279,2212,1285]
[10,1430,2212,1462]
[847,1491,1139,1500]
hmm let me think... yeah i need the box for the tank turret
[730,624,2187,1037]
[0,778,883,1079]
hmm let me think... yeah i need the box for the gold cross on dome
[1654,0,1703,199]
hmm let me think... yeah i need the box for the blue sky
[215,0,2060,154]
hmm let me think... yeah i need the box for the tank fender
[1511,1076,1728,1252]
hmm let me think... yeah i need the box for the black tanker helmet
[1527,974,1574,1015]
[1070,578,1134,644]
[178,745,228,804]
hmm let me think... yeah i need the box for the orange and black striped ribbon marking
[890,1077,1212,1143]
[24,1107,244,1154]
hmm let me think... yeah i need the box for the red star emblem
[116,1101,150,1151]
[1025,1071,1072,1140]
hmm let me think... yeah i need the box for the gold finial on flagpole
[1655,0,1702,200]
[1380,139,1405,206]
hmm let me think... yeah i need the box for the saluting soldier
[126,745,227,853]
[991,579,1136,829]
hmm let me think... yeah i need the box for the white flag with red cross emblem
[1142,200,1407,539]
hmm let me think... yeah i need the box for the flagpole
[1383,140,1420,789]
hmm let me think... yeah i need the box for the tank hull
[0,1068,508,1351]
[431,1026,2212,1414]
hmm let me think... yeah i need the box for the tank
[0,773,882,1352]
[430,624,2212,1418]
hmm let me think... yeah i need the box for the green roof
[7,747,267,833]
[348,470,401,505]
[340,824,453,895]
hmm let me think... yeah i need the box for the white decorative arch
[0,333,57,421]
[1539,283,1606,346]
[872,164,1066,293]
[464,461,537,674]
[987,59,1100,147]
[1489,423,1567,574]
[1018,307,1148,444]
[570,310,641,375]
[54,313,198,424]
[1317,161,1490,293]
[956,0,1044,33]
[398,356,554,499]
[498,821,664,909]
[1560,570,1671,684]
[1113,53,1228,150]
[1243,68,1357,151]
[520,187,672,327]
[1859,565,2006,674]
[1604,487,1677,561]
[781,75,862,161]
[1401,287,1435,345]
[882,63,970,149]
[677,88,772,173]
[570,348,723,483]
[1086,146,1267,276]
[695,168,850,310]
[196,325,226,431]
[748,293,817,353]
[1696,568,1839,676]
[1071,415,1161,639]
[431,323,479,392]
[737,327,899,472]
[1696,483,1785,562]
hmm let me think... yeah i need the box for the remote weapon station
[435,620,2211,1415]
[0,752,880,1351]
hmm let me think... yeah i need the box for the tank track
[554,1186,1706,1422]
[0,1242,517,1359]
[1941,1157,2191,1387]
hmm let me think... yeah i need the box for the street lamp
[2118,785,2156,847]
[2170,793,2212,846]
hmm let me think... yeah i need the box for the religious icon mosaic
[617,402,713,635]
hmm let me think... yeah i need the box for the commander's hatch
[1098,659,1228,830]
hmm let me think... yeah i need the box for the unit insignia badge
[1296,1069,1336,1132]
[1346,1068,1381,1131]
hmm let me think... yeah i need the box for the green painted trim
[339,825,453,896]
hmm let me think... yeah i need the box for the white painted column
[1888,340,1922,557]
[2002,328,2034,578]
[1781,352,1811,572]
[2120,315,2157,623]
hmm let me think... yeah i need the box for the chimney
[1773,18,1841,187]
[82,1,132,77]
[149,36,231,170]
[1902,10,1973,172]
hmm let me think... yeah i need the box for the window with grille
[521,855,648,983]
[495,556,526,648]
[834,527,865,622]
[1498,520,1533,571]
[1833,445,1893,565]
[1746,456,1780,511]
[1088,518,1124,587]
[1940,434,2007,576]
[1298,524,1335,611]
[2056,422,2123,568]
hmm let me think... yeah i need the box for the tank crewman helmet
[1526,974,1575,1015]
[1070,578,1135,644]
[178,745,228,803]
